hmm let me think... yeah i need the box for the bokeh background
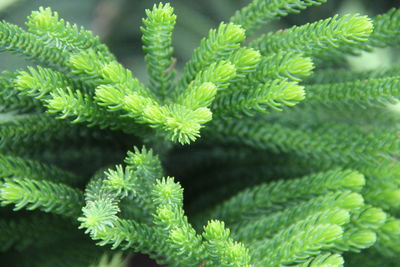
[0,0,399,266]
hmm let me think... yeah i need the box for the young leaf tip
[347,230,377,249]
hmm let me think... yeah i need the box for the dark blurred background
[0,0,398,266]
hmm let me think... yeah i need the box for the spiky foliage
[0,1,400,266]
[250,14,373,61]
[141,3,176,100]
[231,0,327,34]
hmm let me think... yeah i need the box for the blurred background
[0,0,398,266]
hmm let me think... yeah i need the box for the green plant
[0,1,400,266]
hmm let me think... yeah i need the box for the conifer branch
[305,76,400,106]
[230,0,327,34]
[26,7,114,59]
[369,8,400,47]
[202,220,251,266]
[207,119,398,164]
[0,21,68,69]
[0,71,41,113]
[175,61,236,109]
[227,47,261,82]
[46,87,148,135]
[231,191,361,242]
[15,66,146,135]
[141,3,177,100]
[0,177,83,217]
[250,14,373,60]
[80,147,251,266]
[299,253,344,267]
[248,52,314,83]
[0,153,81,185]
[334,228,377,252]
[177,22,245,90]
[213,78,305,117]
[0,2,399,265]
[251,220,343,266]
[374,217,400,258]
[0,114,89,154]
[203,169,364,223]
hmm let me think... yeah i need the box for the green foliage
[250,14,373,61]
[230,191,361,242]
[0,153,82,185]
[177,22,245,91]
[305,76,400,106]
[26,7,114,59]
[213,78,305,116]
[230,0,327,34]
[141,3,177,100]
[0,177,83,217]
[0,113,93,154]
[79,149,250,266]
[0,71,42,112]
[0,0,400,266]
[0,214,79,251]
[0,20,68,69]
[201,169,364,223]
[369,8,400,47]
